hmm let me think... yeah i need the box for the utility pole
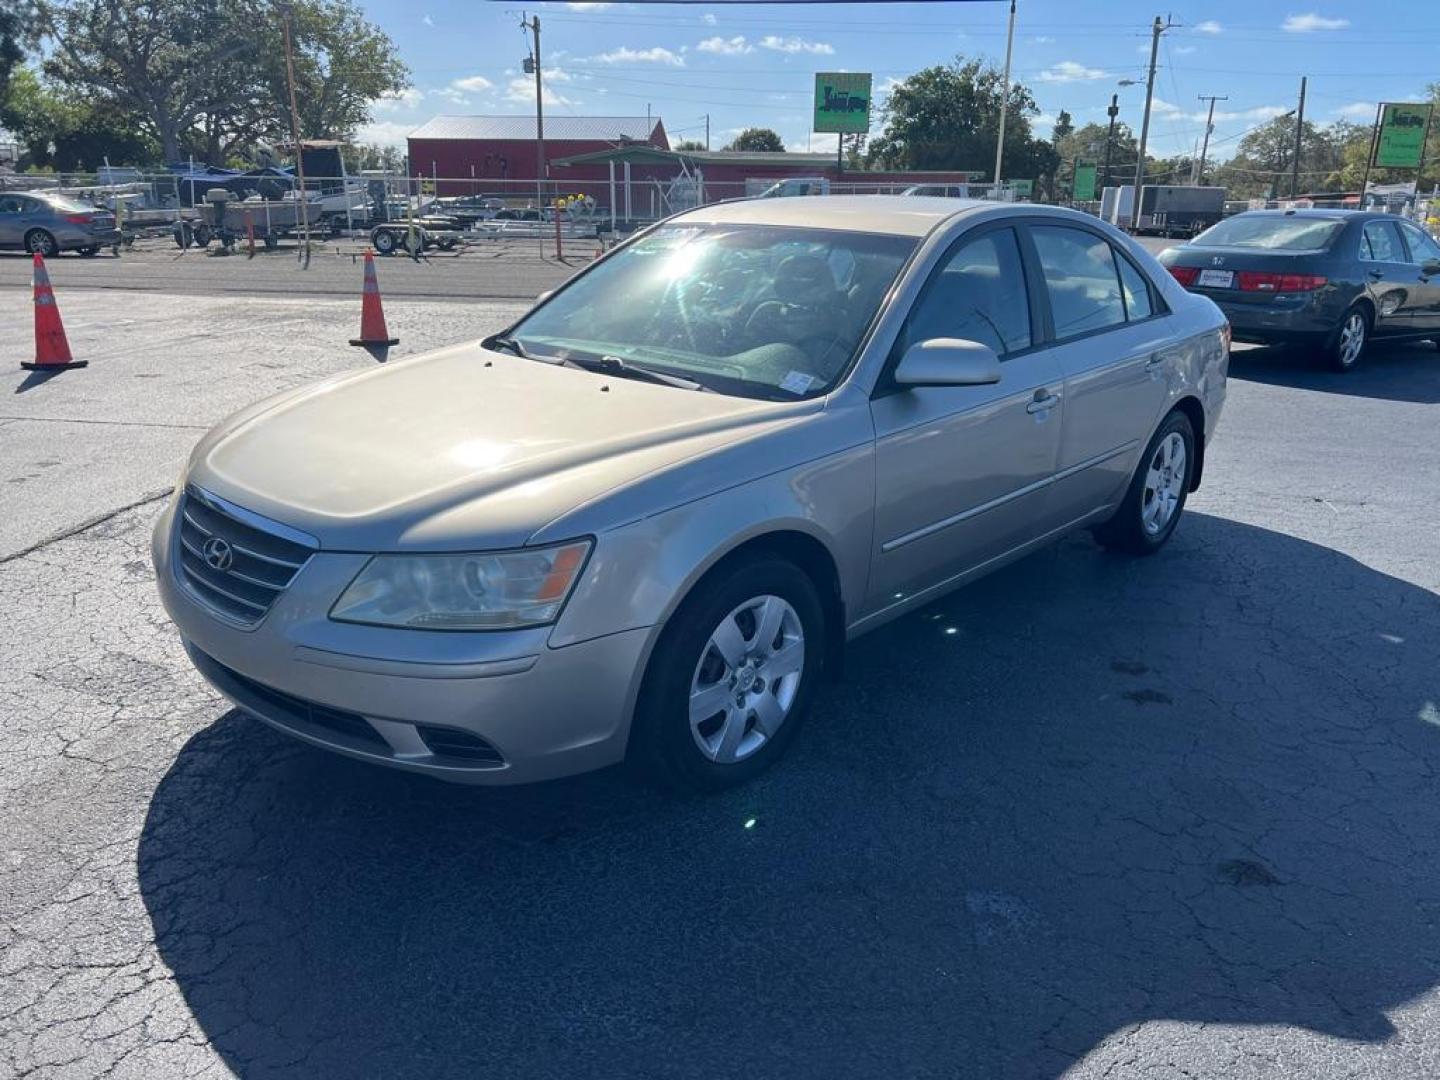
[1131,15,1174,229]
[522,13,545,214]
[705,114,710,151]
[1290,76,1307,199]
[992,0,1017,196]
[279,5,310,266]
[1195,94,1227,186]
[1102,94,1119,194]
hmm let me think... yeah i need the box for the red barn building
[406,115,668,191]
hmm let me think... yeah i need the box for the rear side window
[1362,221,1403,262]
[1398,221,1440,264]
[1031,226,1126,339]
[902,228,1031,357]
[1114,253,1155,321]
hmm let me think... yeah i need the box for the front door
[1360,219,1427,337]
[0,195,25,246]
[868,225,1064,613]
[1396,220,1440,335]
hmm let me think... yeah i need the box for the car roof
[1228,208,1359,222]
[677,195,992,237]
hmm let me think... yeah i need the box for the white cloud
[356,120,413,149]
[1153,98,1290,124]
[505,77,573,107]
[1031,35,1055,44]
[1036,61,1108,83]
[436,88,471,106]
[422,14,433,27]
[372,86,424,112]
[758,35,834,55]
[566,3,612,10]
[701,12,717,26]
[698,35,753,55]
[787,133,837,154]
[1282,13,1349,31]
[1334,101,1376,119]
[1195,19,1223,33]
[450,75,493,93]
[591,46,684,66]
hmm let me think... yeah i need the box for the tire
[632,557,827,792]
[192,224,211,248]
[24,229,58,257]
[263,235,279,251]
[173,224,191,249]
[371,229,396,255]
[403,230,426,256]
[1324,304,1369,372]
[78,246,99,258]
[1093,409,1196,556]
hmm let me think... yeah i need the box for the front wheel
[632,558,826,792]
[1093,410,1195,556]
[371,229,397,255]
[1325,305,1369,372]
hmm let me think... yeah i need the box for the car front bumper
[152,496,651,785]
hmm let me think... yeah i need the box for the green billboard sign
[813,73,872,135]
[1374,103,1432,168]
[1073,162,1098,202]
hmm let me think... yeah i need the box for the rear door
[1360,219,1425,337]
[1395,220,1440,335]
[1021,222,1175,522]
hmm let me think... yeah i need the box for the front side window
[1398,221,1440,264]
[505,224,915,399]
[900,228,1031,358]
[1031,225,1126,339]
[1362,221,1403,262]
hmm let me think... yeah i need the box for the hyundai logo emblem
[202,536,234,572]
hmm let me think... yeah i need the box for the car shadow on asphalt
[1230,341,1440,403]
[137,513,1440,1079]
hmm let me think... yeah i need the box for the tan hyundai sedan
[154,197,1229,791]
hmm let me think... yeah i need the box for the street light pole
[1102,94,1119,195]
[1196,94,1227,186]
[522,13,545,216]
[992,0,1017,196]
[1131,15,1172,230]
[1290,76,1307,199]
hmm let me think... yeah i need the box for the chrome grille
[176,488,315,626]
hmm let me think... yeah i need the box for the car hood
[188,345,818,552]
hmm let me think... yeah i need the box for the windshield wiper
[563,353,709,392]
[483,334,529,358]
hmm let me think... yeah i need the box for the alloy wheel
[1337,311,1366,368]
[1142,432,1187,536]
[688,594,805,764]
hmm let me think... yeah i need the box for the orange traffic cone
[23,253,86,371]
[349,250,400,347]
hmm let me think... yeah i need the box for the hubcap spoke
[689,681,731,725]
[752,596,784,653]
[751,693,786,737]
[714,705,749,763]
[764,639,804,680]
[708,616,747,668]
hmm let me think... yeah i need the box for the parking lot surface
[2,266,1440,1078]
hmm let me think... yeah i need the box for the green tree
[865,57,1059,185]
[0,0,39,98]
[1054,119,1137,190]
[45,0,407,163]
[1050,109,1074,146]
[344,140,403,171]
[725,127,784,153]
[0,66,157,168]
[673,139,706,151]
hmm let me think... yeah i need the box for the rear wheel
[371,229,397,255]
[1093,410,1195,556]
[632,557,825,792]
[24,229,58,257]
[1325,305,1369,372]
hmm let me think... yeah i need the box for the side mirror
[893,338,1002,389]
[1422,259,1440,278]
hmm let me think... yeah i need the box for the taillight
[1237,271,1327,293]
[63,214,93,225]
[1167,265,1199,286]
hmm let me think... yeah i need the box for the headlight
[330,540,591,630]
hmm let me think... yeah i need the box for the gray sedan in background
[1160,209,1440,370]
[0,190,120,256]
[154,197,1229,791]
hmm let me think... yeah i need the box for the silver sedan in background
[0,190,120,256]
[153,197,1229,791]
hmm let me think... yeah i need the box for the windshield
[506,224,916,399]
[1193,215,1344,251]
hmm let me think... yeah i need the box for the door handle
[1367,269,1384,280]
[1026,391,1062,414]
[1146,352,1167,368]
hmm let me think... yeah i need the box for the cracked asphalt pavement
[2,258,1440,1078]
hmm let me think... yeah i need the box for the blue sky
[358,1,1440,164]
